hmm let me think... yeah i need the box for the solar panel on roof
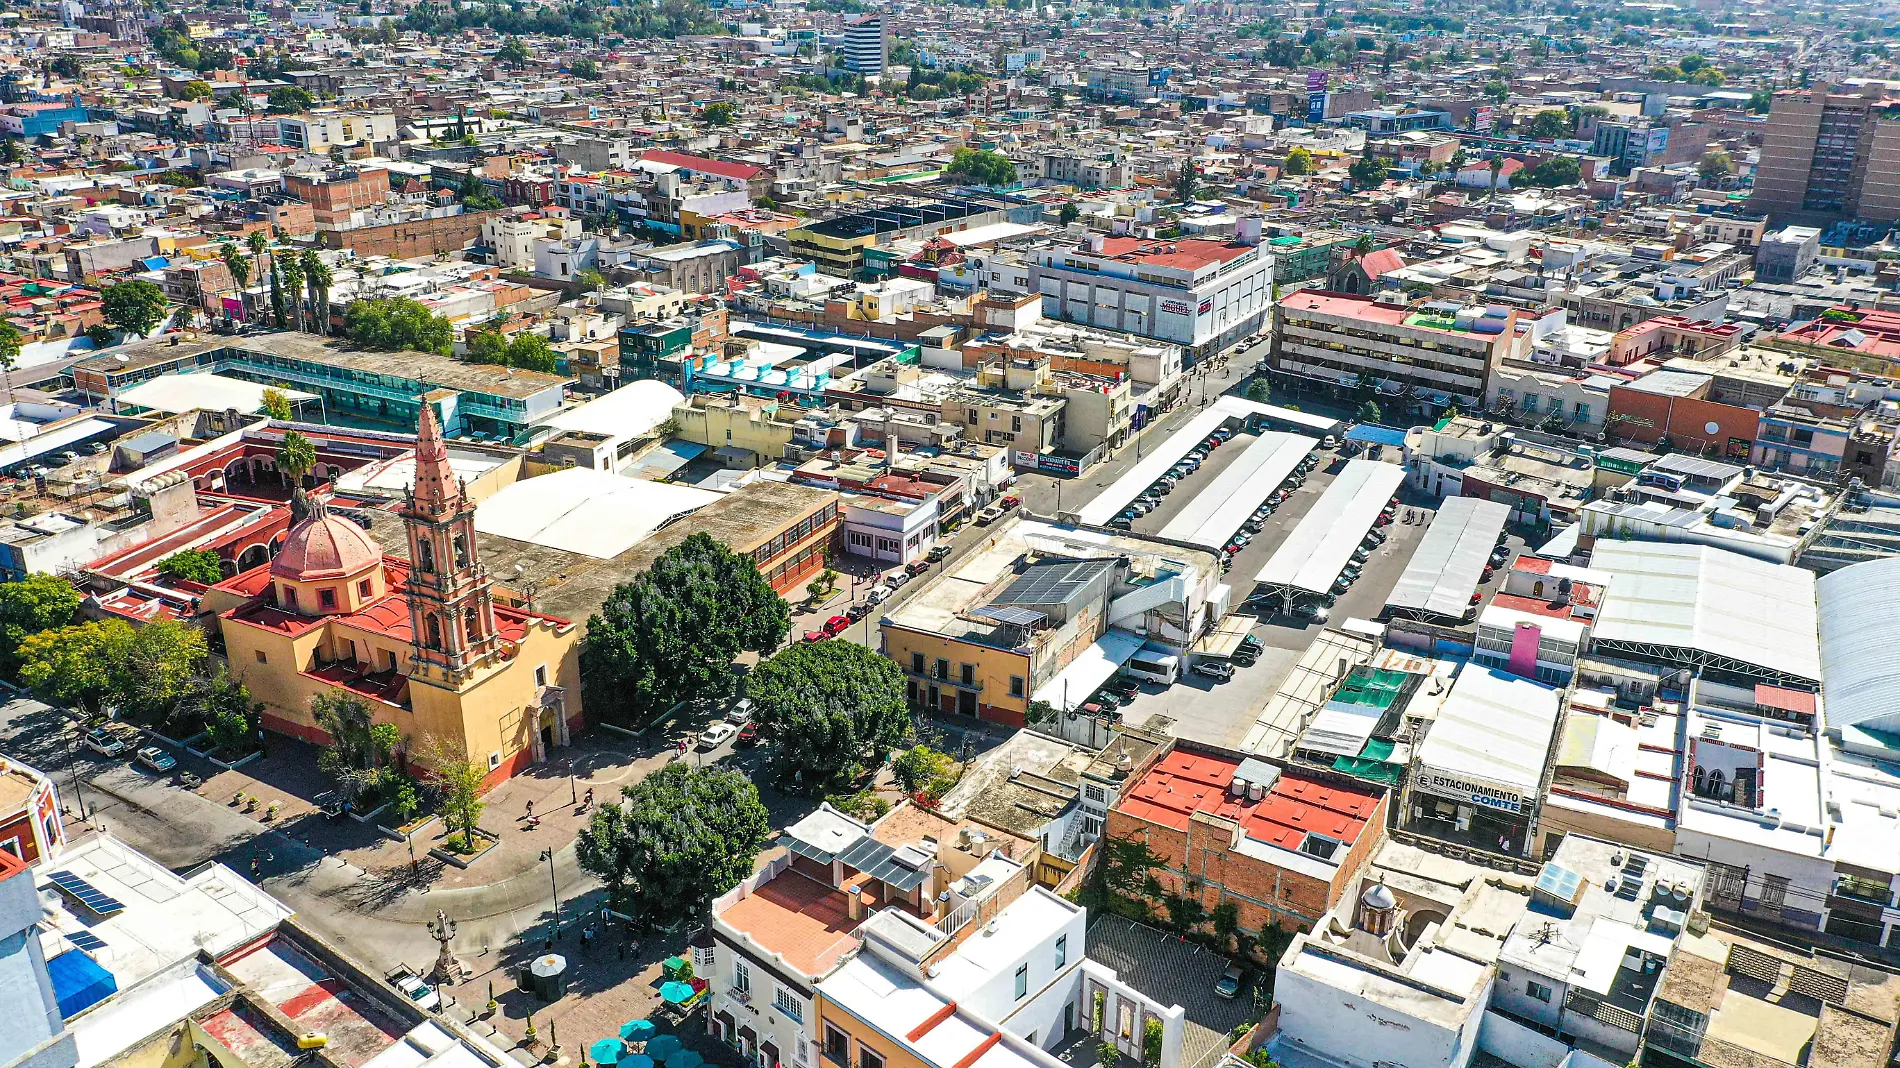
[63,930,107,952]
[46,871,125,916]
[971,605,1047,627]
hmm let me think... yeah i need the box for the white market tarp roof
[1254,459,1406,594]
[1077,408,1229,527]
[1386,497,1512,617]
[474,467,721,559]
[1032,630,1145,712]
[1592,540,1820,684]
[1416,666,1564,793]
[1817,557,1900,731]
[1159,431,1315,548]
[534,379,685,443]
[115,374,317,416]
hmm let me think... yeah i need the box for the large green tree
[110,619,208,723]
[18,620,130,716]
[747,641,909,793]
[156,548,225,585]
[574,762,770,930]
[945,148,1017,187]
[580,533,789,725]
[0,573,80,675]
[1348,154,1389,188]
[101,280,167,336]
[266,86,314,113]
[343,297,455,355]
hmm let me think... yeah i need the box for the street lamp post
[540,848,561,939]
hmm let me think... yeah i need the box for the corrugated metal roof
[1385,497,1512,617]
[1254,460,1407,594]
[1592,540,1820,683]
[1817,557,1900,730]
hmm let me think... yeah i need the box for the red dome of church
[270,501,381,582]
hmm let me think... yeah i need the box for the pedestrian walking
[525,799,534,819]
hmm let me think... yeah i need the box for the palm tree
[278,255,304,334]
[300,250,331,335]
[246,231,274,326]
[1488,156,1504,200]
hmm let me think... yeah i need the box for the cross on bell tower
[403,401,501,681]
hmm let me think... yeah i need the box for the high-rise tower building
[1750,87,1900,222]
[840,12,887,76]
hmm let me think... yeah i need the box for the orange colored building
[206,407,582,787]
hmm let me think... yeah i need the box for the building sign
[1149,67,1173,86]
[1014,449,1041,468]
[1161,299,1192,316]
[1306,91,1327,124]
[1038,453,1082,477]
[1473,106,1495,133]
[1415,768,1525,813]
[1306,70,1329,91]
[1197,299,1214,315]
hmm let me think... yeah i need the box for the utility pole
[540,847,561,939]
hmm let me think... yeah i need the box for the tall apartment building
[1750,88,1900,222]
[839,12,887,75]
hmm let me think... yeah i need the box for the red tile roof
[637,149,762,182]
[1117,750,1378,855]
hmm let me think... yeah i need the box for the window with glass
[1014,963,1028,1000]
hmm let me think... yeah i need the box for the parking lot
[1077,433,1524,750]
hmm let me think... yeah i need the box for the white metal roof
[1076,407,1229,526]
[0,417,114,469]
[1386,497,1512,617]
[473,467,721,558]
[1415,666,1564,793]
[1254,459,1407,594]
[1159,430,1315,548]
[534,379,684,442]
[114,374,317,416]
[1591,540,1820,684]
[1032,629,1144,712]
[1817,557,1900,730]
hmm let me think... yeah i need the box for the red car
[822,614,852,637]
[737,723,761,746]
[804,629,828,643]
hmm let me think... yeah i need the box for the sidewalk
[188,731,682,893]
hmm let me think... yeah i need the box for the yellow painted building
[670,393,810,467]
[208,406,582,788]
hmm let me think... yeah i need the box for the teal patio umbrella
[665,1052,703,1068]
[620,1021,658,1043]
[659,981,696,1005]
[622,1056,655,1068]
[590,1040,626,1066]
[648,1035,684,1059]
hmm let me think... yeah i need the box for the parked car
[387,968,441,1012]
[1193,661,1236,682]
[975,505,1005,525]
[136,746,176,773]
[864,585,892,607]
[697,722,738,750]
[1291,601,1329,624]
[1215,965,1244,999]
[847,601,871,621]
[822,615,852,637]
[927,544,952,562]
[736,723,761,746]
[888,570,912,588]
[1237,635,1264,656]
[725,698,755,724]
[906,559,932,576]
[1109,516,1133,530]
[82,728,129,758]
[1321,435,1338,449]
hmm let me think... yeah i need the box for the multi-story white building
[1273,291,1532,415]
[1027,234,1273,356]
[276,112,397,152]
[481,212,579,270]
[1036,151,1130,190]
[838,13,887,75]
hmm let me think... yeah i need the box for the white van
[1123,651,1179,685]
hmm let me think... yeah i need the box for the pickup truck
[386,967,441,1012]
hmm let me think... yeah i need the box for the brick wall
[1104,779,1390,938]
[319,211,493,259]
